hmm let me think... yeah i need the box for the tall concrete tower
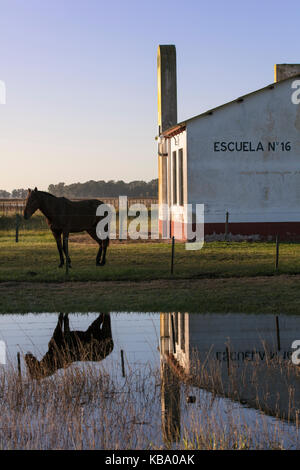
[274,64,300,82]
[157,45,177,210]
[157,45,177,133]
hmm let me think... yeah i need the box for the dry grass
[188,348,300,423]
[0,349,299,450]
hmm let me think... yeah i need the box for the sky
[0,0,299,191]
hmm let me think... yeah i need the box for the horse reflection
[25,313,113,379]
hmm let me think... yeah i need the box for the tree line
[0,188,28,198]
[0,179,158,199]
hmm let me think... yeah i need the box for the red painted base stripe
[159,220,300,241]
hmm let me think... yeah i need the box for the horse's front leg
[52,230,64,268]
[96,242,103,266]
[100,237,109,266]
[63,233,72,268]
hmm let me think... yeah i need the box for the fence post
[275,234,279,270]
[171,236,175,274]
[224,211,229,241]
[226,346,230,376]
[275,316,281,351]
[17,352,21,379]
[121,349,125,377]
[15,214,20,243]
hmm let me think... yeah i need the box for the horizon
[1,0,300,191]
[0,177,159,195]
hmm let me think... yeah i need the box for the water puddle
[0,312,299,449]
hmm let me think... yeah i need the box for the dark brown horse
[24,188,109,267]
[25,313,114,379]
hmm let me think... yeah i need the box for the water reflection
[0,312,299,449]
[25,313,113,379]
[160,313,300,444]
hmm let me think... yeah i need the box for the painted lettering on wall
[216,349,292,362]
[291,80,300,105]
[213,141,291,152]
[0,80,5,105]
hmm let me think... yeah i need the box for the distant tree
[48,179,158,198]
[48,182,66,197]
[0,189,11,198]
[11,188,28,198]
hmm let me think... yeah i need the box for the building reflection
[160,312,300,444]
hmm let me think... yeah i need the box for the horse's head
[24,187,39,219]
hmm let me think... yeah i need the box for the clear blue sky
[0,0,299,191]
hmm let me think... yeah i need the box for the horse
[25,313,114,379]
[24,187,109,267]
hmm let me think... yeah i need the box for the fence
[0,197,158,216]
[0,199,26,216]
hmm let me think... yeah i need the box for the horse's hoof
[58,264,64,268]
[100,261,106,266]
[96,262,101,267]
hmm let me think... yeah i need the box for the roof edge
[162,73,300,135]
[163,124,186,138]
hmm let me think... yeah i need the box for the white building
[157,45,300,240]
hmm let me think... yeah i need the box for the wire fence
[0,197,159,232]
[0,199,26,216]
[0,197,158,216]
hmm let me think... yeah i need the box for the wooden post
[224,212,229,241]
[17,352,21,379]
[171,236,175,274]
[275,234,279,270]
[226,346,230,376]
[15,214,20,243]
[121,349,125,377]
[276,316,281,351]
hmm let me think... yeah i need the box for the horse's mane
[37,190,57,198]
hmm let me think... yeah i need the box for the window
[180,313,185,352]
[172,151,177,205]
[178,148,184,206]
[162,156,168,204]
[174,313,179,344]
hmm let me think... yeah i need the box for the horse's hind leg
[52,230,64,268]
[87,314,104,334]
[101,314,112,339]
[52,313,64,346]
[63,235,72,267]
[87,228,103,266]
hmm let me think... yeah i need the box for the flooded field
[0,312,299,449]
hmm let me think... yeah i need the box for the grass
[2,276,300,314]
[1,230,300,313]
[0,214,48,231]
[2,230,300,282]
